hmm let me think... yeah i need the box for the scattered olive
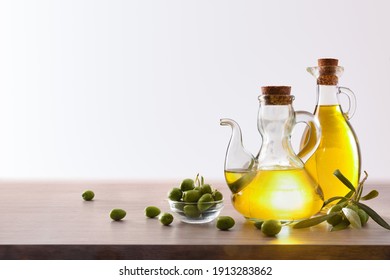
[216,216,235,230]
[82,190,95,201]
[159,213,174,226]
[261,219,282,237]
[110,209,126,221]
[145,206,161,218]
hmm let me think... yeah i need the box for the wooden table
[0,181,389,260]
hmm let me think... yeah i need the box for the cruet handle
[338,86,357,120]
[295,111,321,163]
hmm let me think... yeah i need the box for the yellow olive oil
[224,168,323,221]
[299,105,361,200]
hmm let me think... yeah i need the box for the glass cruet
[221,86,324,221]
[298,58,362,201]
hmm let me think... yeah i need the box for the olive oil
[224,168,323,221]
[299,105,361,200]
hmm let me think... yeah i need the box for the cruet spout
[220,118,256,172]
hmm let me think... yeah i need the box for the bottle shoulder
[311,105,360,142]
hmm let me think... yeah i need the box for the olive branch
[293,170,390,231]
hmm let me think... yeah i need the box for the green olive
[327,213,344,226]
[110,209,126,221]
[261,220,282,237]
[173,202,185,211]
[159,213,174,226]
[346,203,359,213]
[212,190,223,201]
[358,209,369,226]
[82,190,95,201]
[168,188,183,201]
[197,193,214,212]
[327,204,343,214]
[326,204,344,226]
[216,216,235,230]
[183,205,201,218]
[200,184,212,195]
[145,206,161,218]
[182,190,202,202]
[198,193,214,212]
[180,178,195,191]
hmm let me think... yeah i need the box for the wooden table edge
[1,244,389,260]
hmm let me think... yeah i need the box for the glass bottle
[299,58,361,201]
[221,86,324,221]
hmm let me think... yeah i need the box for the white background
[1,260,389,280]
[0,0,389,182]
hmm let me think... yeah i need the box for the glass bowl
[168,199,224,224]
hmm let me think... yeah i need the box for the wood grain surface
[0,181,389,260]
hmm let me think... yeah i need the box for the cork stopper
[318,58,338,66]
[317,58,339,85]
[260,86,294,105]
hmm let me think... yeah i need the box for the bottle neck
[257,105,303,169]
[317,85,339,106]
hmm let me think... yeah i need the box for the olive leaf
[323,196,349,207]
[355,202,390,230]
[293,213,336,229]
[333,169,356,193]
[361,190,379,201]
[342,207,361,229]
